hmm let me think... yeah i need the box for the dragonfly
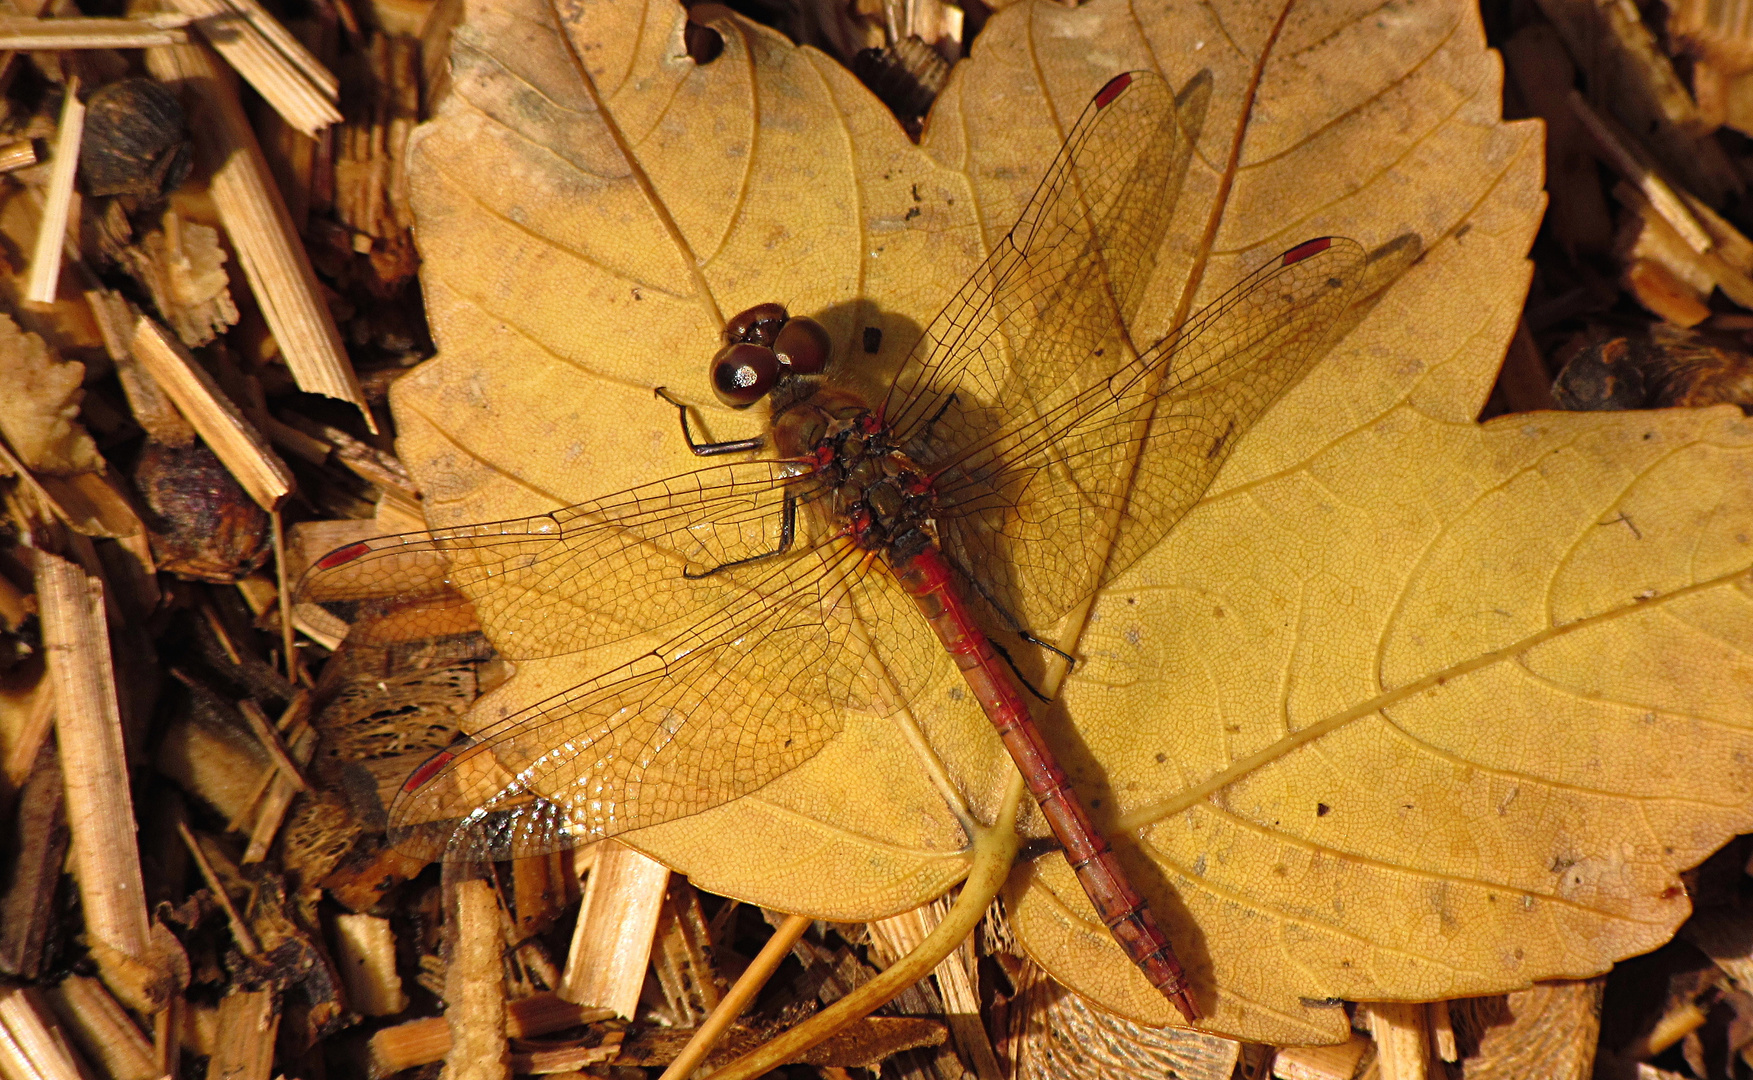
[298,69,1369,1025]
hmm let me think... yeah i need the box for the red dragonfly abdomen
[890,542,1200,1023]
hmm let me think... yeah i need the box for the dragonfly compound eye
[724,302,789,348]
[711,343,780,407]
[774,316,830,374]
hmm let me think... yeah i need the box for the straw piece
[128,314,293,511]
[163,0,338,136]
[368,1016,450,1078]
[144,42,371,429]
[0,740,66,979]
[0,138,35,172]
[26,77,83,305]
[235,696,308,793]
[42,975,157,1080]
[0,15,189,48]
[259,412,330,465]
[0,985,89,1080]
[209,990,277,1080]
[334,913,409,1016]
[242,716,314,862]
[177,822,261,956]
[444,877,508,1080]
[219,0,337,96]
[38,554,152,967]
[560,841,670,1018]
[657,913,811,1080]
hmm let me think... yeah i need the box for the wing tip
[1094,72,1134,109]
[1281,237,1333,266]
[316,541,373,570]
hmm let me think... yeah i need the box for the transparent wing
[295,459,820,661]
[879,69,1204,475]
[385,536,903,861]
[299,462,950,862]
[931,238,1367,631]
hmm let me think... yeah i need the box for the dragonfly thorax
[810,411,938,560]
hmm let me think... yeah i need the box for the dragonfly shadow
[805,299,922,406]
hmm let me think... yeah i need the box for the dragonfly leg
[1017,628,1076,673]
[988,636,1053,703]
[654,387,767,456]
[944,550,1079,680]
[682,491,796,579]
[922,392,958,441]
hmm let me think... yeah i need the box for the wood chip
[42,975,157,1080]
[25,77,82,305]
[1362,1001,1428,1080]
[870,898,1004,1080]
[1426,1000,1456,1063]
[1537,0,1741,201]
[560,840,670,1019]
[145,42,371,429]
[0,14,190,48]
[367,993,616,1076]
[1000,955,1241,1080]
[334,913,409,1016]
[163,0,339,136]
[209,989,277,1080]
[444,876,508,1080]
[0,984,90,1080]
[38,553,154,993]
[128,314,294,511]
[0,740,67,980]
[1573,90,1715,254]
[1272,1033,1372,1080]
[1452,980,1605,1079]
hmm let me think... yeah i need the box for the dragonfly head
[710,302,832,407]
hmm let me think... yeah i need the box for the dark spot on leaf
[1316,803,1330,817]
[1154,752,1167,763]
